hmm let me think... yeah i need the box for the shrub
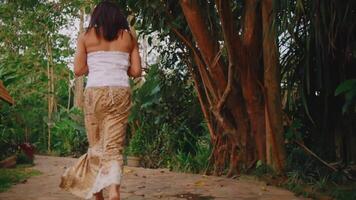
[126,64,210,173]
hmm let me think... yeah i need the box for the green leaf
[335,79,356,96]
[150,85,160,95]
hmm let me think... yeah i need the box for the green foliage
[335,79,356,114]
[285,119,303,141]
[276,0,356,161]
[0,103,30,160]
[284,143,356,198]
[173,133,211,173]
[0,164,41,192]
[16,151,34,165]
[125,127,146,157]
[128,64,161,124]
[126,64,211,173]
[286,145,326,182]
[0,0,82,157]
[51,107,87,157]
[331,186,356,200]
[253,161,276,178]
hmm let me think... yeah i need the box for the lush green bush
[173,132,211,173]
[16,151,33,165]
[0,0,78,158]
[126,64,211,173]
[51,107,87,157]
[0,103,34,160]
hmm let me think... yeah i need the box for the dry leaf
[194,180,205,187]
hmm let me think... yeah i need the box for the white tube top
[86,51,130,88]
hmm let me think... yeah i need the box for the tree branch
[215,0,239,113]
[170,27,218,103]
[179,0,227,89]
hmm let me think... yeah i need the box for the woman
[59,1,141,200]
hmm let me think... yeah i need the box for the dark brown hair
[87,1,129,41]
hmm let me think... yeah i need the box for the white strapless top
[86,51,130,88]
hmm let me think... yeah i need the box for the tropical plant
[275,0,356,165]
[126,63,210,172]
[51,107,87,156]
[335,79,356,114]
[0,0,84,156]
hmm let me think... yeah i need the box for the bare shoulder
[82,28,100,48]
[121,30,137,49]
[121,29,132,38]
[78,32,86,42]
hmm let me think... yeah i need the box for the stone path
[0,155,308,200]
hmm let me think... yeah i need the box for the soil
[0,155,309,200]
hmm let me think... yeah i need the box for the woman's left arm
[73,33,88,77]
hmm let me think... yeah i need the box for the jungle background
[0,0,355,199]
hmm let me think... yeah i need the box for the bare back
[84,28,133,54]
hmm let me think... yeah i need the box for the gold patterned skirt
[59,86,131,199]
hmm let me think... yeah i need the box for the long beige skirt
[59,86,131,199]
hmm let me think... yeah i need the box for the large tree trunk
[238,0,266,163]
[177,0,287,175]
[262,0,286,172]
[216,0,266,165]
[180,0,252,174]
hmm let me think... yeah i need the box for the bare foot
[109,184,120,200]
[94,191,104,200]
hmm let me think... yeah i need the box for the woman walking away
[59,1,142,200]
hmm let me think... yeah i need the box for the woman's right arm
[127,33,142,78]
[73,33,88,77]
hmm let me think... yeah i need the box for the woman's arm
[127,33,142,78]
[73,33,88,77]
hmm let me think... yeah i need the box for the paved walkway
[0,155,307,200]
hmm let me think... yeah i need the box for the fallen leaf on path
[194,180,205,186]
[124,169,134,174]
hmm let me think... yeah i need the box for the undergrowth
[0,164,41,192]
[252,144,356,199]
